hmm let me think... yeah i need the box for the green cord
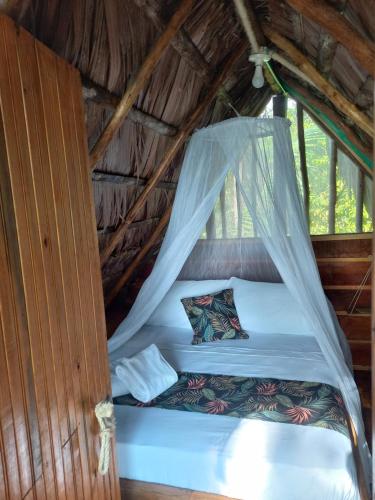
[265,60,288,96]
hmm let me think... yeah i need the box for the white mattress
[113,326,359,500]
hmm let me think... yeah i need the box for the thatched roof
[3,0,373,307]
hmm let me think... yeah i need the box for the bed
[112,322,359,500]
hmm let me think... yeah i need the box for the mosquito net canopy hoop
[108,117,370,484]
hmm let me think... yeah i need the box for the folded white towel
[114,344,178,403]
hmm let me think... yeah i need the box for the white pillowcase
[230,277,313,336]
[147,280,229,329]
[112,344,178,402]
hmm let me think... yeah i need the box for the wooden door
[0,14,120,499]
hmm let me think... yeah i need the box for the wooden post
[273,94,287,118]
[263,25,373,137]
[100,41,247,267]
[296,103,310,228]
[284,0,375,77]
[206,211,216,240]
[105,205,172,306]
[89,0,195,169]
[356,169,365,233]
[328,140,337,234]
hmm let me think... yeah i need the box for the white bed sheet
[113,326,358,500]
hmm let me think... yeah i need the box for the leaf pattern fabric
[114,372,349,438]
[181,288,249,344]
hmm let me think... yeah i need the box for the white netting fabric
[108,117,370,487]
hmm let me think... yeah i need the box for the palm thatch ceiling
[2,0,374,309]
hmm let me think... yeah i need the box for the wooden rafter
[136,0,240,110]
[284,0,375,77]
[262,25,373,137]
[92,171,177,190]
[82,77,177,137]
[105,205,172,306]
[100,40,248,268]
[132,0,209,79]
[285,77,372,177]
[89,0,195,169]
[231,0,305,93]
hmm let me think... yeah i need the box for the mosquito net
[108,117,371,485]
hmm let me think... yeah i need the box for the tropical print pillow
[181,288,249,344]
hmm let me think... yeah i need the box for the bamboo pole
[100,41,247,267]
[284,0,375,77]
[356,169,364,233]
[262,25,373,137]
[105,205,172,306]
[89,0,195,169]
[296,103,310,228]
[328,140,337,234]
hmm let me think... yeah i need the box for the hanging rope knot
[95,400,116,475]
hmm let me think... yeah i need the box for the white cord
[95,400,115,475]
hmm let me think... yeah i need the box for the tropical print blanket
[114,372,349,438]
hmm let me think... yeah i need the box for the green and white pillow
[181,288,248,345]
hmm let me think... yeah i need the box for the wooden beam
[89,0,195,169]
[296,102,310,227]
[284,0,375,77]
[105,205,172,306]
[262,25,373,137]
[82,77,177,136]
[283,77,373,176]
[92,170,177,190]
[328,139,337,234]
[132,0,209,79]
[100,40,247,267]
[356,169,364,233]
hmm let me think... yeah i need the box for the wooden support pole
[273,94,287,118]
[356,169,365,233]
[262,25,373,138]
[89,0,195,169]
[105,205,172,306]
[100,41,247,267]
[92,171,177,190]
[82,77,178,136]
[284,77,373,177]
[296,103,310,227]
[328,140,337,234]
[284,0,375,77]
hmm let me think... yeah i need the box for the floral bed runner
[114,372,349,438]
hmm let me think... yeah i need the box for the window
[204,97,372,238]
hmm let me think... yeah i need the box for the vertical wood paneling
[0,14,119,499]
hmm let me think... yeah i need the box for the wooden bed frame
[120,479,234,499]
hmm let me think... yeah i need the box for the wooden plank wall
[0,15,120,499]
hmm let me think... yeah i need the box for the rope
[95,400,116,475]
[347,263,372,315]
